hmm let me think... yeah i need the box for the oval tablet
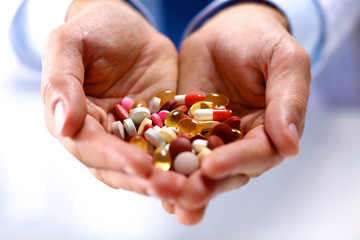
[210,123,233,143]
[207,135,224,149]
[129,107,151,125]
[169,137,192,160]
[173,151,199,175]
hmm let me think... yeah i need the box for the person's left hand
[162,3,311,225]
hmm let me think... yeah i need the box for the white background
[0,2,360,239]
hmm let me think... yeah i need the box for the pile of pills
[112,90,243,175]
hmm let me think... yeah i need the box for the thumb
[265,47,311,157]
[41,26,87,137]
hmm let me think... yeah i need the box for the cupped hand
[167,3,311,225]
[41,0,186,197]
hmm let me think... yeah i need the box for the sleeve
[9,0,157,71]
[181,0,360,69]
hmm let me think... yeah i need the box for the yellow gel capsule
[232,128,243,141]
[155,89,176,106]
[198,121,219,132]
[153,147,172,171]
[129,135,148,152]
[188,101,216,117]
[130,100,148,111]
[177,118,200,137]
[165,109,185,128]
[204,92,229,107]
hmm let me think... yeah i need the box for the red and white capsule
[193,109,231,121]
[175,94,205,106]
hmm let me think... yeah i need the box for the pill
[153,147,172,171]
[151,113,163,127]
[175,93,205,106]
[165,109,185,128]
[129,135,147,152]
[173,151,199,175]
[169,137,193,160]
[123,118,137,136]
[112,121,125,139]
[197,147,212,162]
[120,97,134,112]
[158,129,177,144]
[188,101,216,117]
[193,109,231,121]
[144,128,166,147]
[155,89,176,106]
[153,125,162,132]
[130,100,148,110]
[158,110,169,123]
[198,120,219,132]
[204,92,229,107]
[159,98,177,111]
[207,135,224,149]
[177,132,191,140]
[175,105,189,114]
[192,139,208,153]
[232,128,243,141]
[224,116,241,130]
[189,134,207,142]
[210,123,233,143]
[129,107,151,125]
[113,104,129,122]
[137,118,152,135]
[148,97,161,114]
[143,123,153,133]
[177,118,200,137]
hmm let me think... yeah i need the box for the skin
[41,0,311,226]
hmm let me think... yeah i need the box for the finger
[178,171,250,210]
[88,168,151,195]
[161,200,175,214]
[202,125,282,179]
[149,167,187,200]
[61,115,153,177]
[174,204,206,226]
[265,42,311,157]
[41,24,87,137]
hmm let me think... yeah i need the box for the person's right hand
[41,0,186,198]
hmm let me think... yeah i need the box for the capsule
[130,100,148,111]
[232,128,243,141]
[129,135,148,152]
[177,118,200,137]
[193,109,231,121]
[204,92,229,107]
[153,147,172,171]
[165,109,185,128]
[175,93,204,106]
[188,101,216,117]
[155,89,176,106]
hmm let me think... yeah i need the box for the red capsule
[113,104,129,122]
[175,94,205,106]
[193,109,231,121]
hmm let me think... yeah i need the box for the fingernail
[55,101,65,134]
[288,123,299,142]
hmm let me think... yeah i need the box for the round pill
[113,104,129,122]
[224,116,241,130]
[173,151,199,175]
[112,121,125,139]
[197,147,212,163]
[169,137,192,160]
[137,118,152,135]
[123,118,137,136]
[129,107,151,125]
[144,128,166,147]
[207,135,224,150]
[158,110,169,123]
[210,123,233,143]
[120,97,134,112]
[148,96,161,114]
[159,98,177,111]
[151,113,163,127]
[192,139,208,153]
